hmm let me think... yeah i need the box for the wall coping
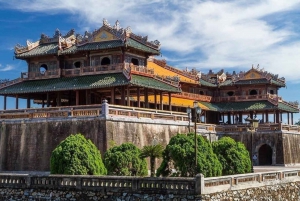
[1,169,300,195]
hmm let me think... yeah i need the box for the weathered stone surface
[0,117,189,171]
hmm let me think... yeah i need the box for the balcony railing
[173,92,213,102]
[215,123,300,133]
[0,104,189,122]
[21,64,125,80]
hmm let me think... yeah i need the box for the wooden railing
[21,69,60,80]
[213,94,270,102]
[129,64,155,75]
[0,78,23,89]
[62,64,124,77]
[173,92,212,102]
[215,123,282,132]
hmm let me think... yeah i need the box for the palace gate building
[0,19,299,171]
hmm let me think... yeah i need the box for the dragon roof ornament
[231,64,285,84]
[15,28,77,54]
[76,19,160,49]
[15,19,160,55]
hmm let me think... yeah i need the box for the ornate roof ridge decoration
[100,19,160,49]
[15,28,76,54]
[76,19,128,46]
[15,40,40,54]
[231,64,285,84]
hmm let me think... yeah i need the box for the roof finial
[103,18,110,27]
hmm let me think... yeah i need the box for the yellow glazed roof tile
[147,61,197,84]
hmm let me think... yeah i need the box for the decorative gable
[243,69,262,80]
[94,30,116,42]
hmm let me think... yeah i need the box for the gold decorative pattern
[94,30,115,42]
[244,70,261,80]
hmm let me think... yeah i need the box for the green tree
[295,119,300,125]
[50,133,107,175]
[140,144,164,177]
[156,133,222,177]
[104,143,148,176]
[212,137,251,175]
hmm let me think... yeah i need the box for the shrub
[212,137,251,175]
[104,143,148,176]
[50,133,107,175]
[156,133,222,177]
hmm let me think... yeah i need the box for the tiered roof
[198,65,286,88]
[15,19,160,58]
[0,73,180,95]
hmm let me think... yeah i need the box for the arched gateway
[258,144,273,165]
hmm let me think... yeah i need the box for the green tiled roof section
[16,43,58,58]
[214,101,277,112]
[60,40,124,54]
[0,74,129,95]
[60,45,77,54]
[278,102,299,113]
[199,79,217,87]
[271,79,285,87]
[130,75,181,92]
[234,79,269,85]
[200,102,220,111]
[126,38,160,54]
[219,79,233,86]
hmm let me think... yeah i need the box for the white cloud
[1,0,300,81]
[0,64,14,72]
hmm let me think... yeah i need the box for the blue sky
[0,0,299,122]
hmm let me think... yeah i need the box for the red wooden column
[287,112,290,125]
[154,90,157,109]
[160,91,163,110]
[168,92,172,111]
[3,95,6,110]
[121,86,125,106]
[27,97,31,108]
[144,88,149,108]
[76,90,79,105]
[111,87,115,104]
[137,87,140,108]
[127,86,130,106]
[266,111,269,123]
[57,92,61,106]
[15,94,19,109]
[47,92,50,107]
[292,113,294,125]
[275,110,280,123]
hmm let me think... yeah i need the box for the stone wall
[1,184,300,201]
[201,182,300,201]
[0,116,189,171]
[218,130,286,165]
[1,171,300,201]
[0,117,107,171]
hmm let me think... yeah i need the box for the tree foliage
[212,137,251,175]
[104,143,148,176]
[295,119,300,126]
[156,133,222,177]
[140,144,164,177]
[50,134,107,175]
